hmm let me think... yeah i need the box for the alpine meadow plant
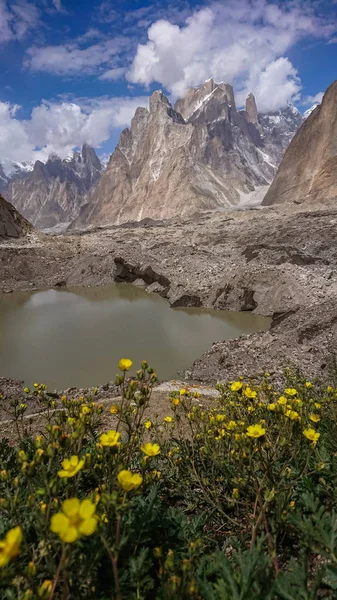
[1,363,337,598]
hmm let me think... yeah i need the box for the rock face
[262,81,337,207]
[7,145,102,229]
[73,80,302,229]
[0,193,31,238]
[245,93,258,123]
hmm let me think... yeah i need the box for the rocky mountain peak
[262,80,337,207]
[149,90,171,113]
[72,79,302,230]
[174,79,236,120]
[245,93,258,123]
[81,144,101,170]
[7,144,103,229]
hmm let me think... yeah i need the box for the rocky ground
[2,201,337,384]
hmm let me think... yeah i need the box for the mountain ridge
[262,80,337,207]
[6,145,103,229]
[72,80,302,229]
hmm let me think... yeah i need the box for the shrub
[1,363,337,598]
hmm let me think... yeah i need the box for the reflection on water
[0,285,270,389]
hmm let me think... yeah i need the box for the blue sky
[0,0,336,166]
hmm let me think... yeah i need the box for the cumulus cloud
[303,91,324,105]
[127,0,335,111]
[0,96,148,165]
[0,0,39,42]
[25,36,130,76]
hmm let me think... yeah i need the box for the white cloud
[0,0,39,42]
[127,0,335,111]
[52,0,62,10]
[236,58,301,112]
[99,67,126,81]
[25,36,130,75]
[303,91,324,105]
[0,96,148,165]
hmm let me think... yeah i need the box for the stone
[0,193,31,238]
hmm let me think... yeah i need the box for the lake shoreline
[2,204,337,384]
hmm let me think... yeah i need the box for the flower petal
[79,517,98,536]
[61,526,79,543]
[62,498,80,517]
[61,459,70,470]
[50,513,69,534]
[79,499,96,519]
[70,456,79,466]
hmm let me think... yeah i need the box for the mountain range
[73,80,303,229]
[1,145,103,229]
[1,80,308,231]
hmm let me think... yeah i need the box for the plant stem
[49,545,66,600]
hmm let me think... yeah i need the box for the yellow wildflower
[285,388,297,396]
[110,404,119,414]
[278,396,287,405]
[141,443,161,457]
[246,424,266,439]
[267,403,276,411]
[314,403,321,409]
[216,414,226,422]
[172,398,180,406]
[285,409,300,421]
[305,382,313,389]
[244,387,257,399]
[164,416,173,423]
[118,358,133,372]
[38,580,53,597]
[81,405,91,415]
[309,414,321,423]
[327,386,333,393]
[231,381,242,392]
[226,420,237,430]
[232,488,240,500]
[58,455,84,478]
[99,430,121,447]
[50,498,97,543]
[144,420,152,429]
[117,470,143,492]
[180,388,188,395]
[303,428,320,445]
[0,526,22,568]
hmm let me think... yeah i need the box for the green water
[0,284,270,389]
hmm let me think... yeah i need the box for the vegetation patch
[1,361,337,599]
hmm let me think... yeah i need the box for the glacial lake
[0,285,270,389]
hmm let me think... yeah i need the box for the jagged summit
[174,79,236,120]
[72,80,302,229]
[262,80,337,207]
[245,93,258,123]
[6,145,103,229]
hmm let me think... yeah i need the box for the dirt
[2,201,337,386]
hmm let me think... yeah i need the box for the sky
[0,0,336,167]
